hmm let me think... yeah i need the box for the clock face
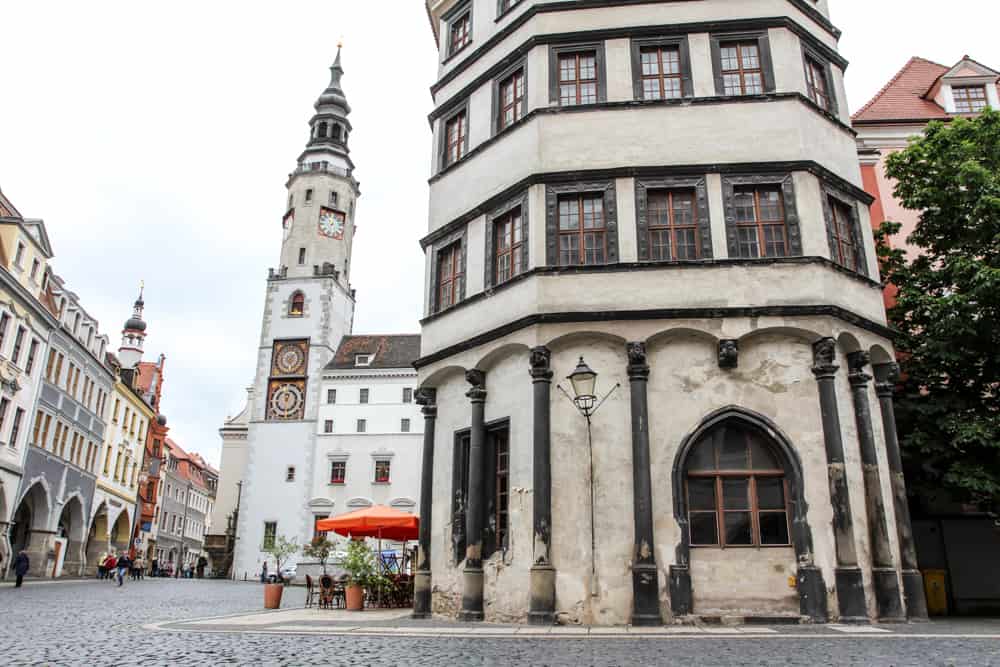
[268,382,305,420]
[318,207,346,240]
[271,340,308,377]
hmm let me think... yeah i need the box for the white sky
[0,1,996,467]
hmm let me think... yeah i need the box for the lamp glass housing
[568,356,597,401]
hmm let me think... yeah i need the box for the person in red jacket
[103,553,118,582]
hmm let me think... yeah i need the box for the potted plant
[341,539,376,611]
[262,535,298,610]
[302,536,335,575]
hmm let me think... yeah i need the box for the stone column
[25,530,56,578]
[528,347,556,625]
[874,362,929,620]
[627,342,663,626]
[460,369,487,622]
[811,338,867,622]
[412,387,437,619]
[847,352,905,621]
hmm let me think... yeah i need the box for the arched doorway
[110,510,131,556]
[85,503,109,575]
[670,407,824,621]
[57,497,86,577]
[10,482,52,578]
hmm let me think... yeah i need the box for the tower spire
[119,281,147,370]
[299,45,353,170]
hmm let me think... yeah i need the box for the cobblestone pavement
[1,579,999,666]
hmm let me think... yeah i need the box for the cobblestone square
[1,579,998,666]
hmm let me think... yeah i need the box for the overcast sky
[1,1,996,467]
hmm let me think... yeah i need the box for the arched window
[332,124,341,142]
[685,420,790,548]
[318,122,327,138]
[289,292,305,317]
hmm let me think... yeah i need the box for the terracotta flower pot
[264,583,284,609]
[346,584,364,611]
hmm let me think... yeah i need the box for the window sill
[442,42,473,67]
[372,481,391,485]
[328,481,346,486]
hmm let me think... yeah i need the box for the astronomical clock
[318,207,346,240]
[266,339,309,420]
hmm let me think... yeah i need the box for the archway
[85,503,110,575]
[110,510,131,556]
[56,496,86,577]
[669,407,823,620]
[10,482,52,578]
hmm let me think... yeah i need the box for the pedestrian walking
[196,555,207,579]
[13,550,30,588]
[260,560,268,583]
[135,557,145,580]
[103,553,118,582]
[115,553,131,586]
[97,551,107,579]
[151,557,159,577]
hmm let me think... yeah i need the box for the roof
[164,437,211,490]
[853,56,1000,125]
[326,334,421,370]
[0,187,22,219]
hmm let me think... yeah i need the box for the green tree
[876,108,1000,511]
[302,536,336,575]
[263,535,299,583]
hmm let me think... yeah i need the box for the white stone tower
[233,49,359,579]
[118,283,146,370]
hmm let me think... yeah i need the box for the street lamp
[558,356,619,598]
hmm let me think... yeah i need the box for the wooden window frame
[452,418,511,563]
[636,176,713,261]
[710,33,774,96]
[492,61,527,135]
[802,46,838,114]
[822,187,868,276]
[646,190,702,261]
[631,37,692,102]
[953,85,988,113]
[444,2,472,59]
[545,181,619,267]
[484,192,529,290]
[556,192,608,266]
[722,174,802,259]
[430,230,467,314]
[549,43,607,107]
[439,103,470,170]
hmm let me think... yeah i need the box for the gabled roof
[325,334,421,370]
[20,218,54,258]
[853,56,1000,125]
[0,187,23,219]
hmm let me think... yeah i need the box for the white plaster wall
[210,434,248,531]
[317,374,422,436]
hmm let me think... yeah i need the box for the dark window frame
[429,227,468,314]
[821,186,868,276]
[484,190,529,290]
[635,176,712,261]
[549,42,607,106]
[330,460,346,484]
[374,458,391,483]
[451,418,511,564]
[721,174,802,258]
[491,59,528,136]
[496,0,522,20]
[801,45,838,114]
[545,181,618,266]
[439,101,470,170]
[710,32,775,96]
[630,36,693,101]
[444,1,473,59]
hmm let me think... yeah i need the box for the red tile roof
[852,57,952,124]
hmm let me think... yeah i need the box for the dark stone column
[847,352,905,622]
[812,338,868,622]
[412,387,437,619]
[460,369,487,622]
[627,342,663,626]
[528,347,556,625]
[874,362,929,620]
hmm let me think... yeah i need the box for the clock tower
[233,49,360,579]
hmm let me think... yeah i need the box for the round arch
[668,406,824,620]
[738,325,824,347]
[419,364,466,389]
[474,342,531,374]
[85,502,110,573]
[544,330,628,352]
[645,326,719,349]
[57,495,87,576]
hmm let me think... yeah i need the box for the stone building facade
[415,0,925,625]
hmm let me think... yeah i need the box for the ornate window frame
[630,36,693,101]
[428,226,468,314]
[634,175,713,261]
[821,185,868,277]
[544,180,619,266]
[484,190,530,290]
[721,174,802,258]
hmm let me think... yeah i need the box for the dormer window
[14,243,25,267]
[953,86,988,113]
[355,354,372,367]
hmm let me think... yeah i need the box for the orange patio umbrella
[315,504,419,542]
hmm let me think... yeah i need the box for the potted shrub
[341,539,376,611]
[262,535,298,610]
[302,536,335,575]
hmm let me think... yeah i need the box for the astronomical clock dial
[318,207,346,240]
[271,340,309,377]
[268,381,305,420]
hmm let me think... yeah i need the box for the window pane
[719,428,749,469]
[580,83,597,104]
[757,189,783,220]
[643,79,660,101]
[723,73,743,96]
[690,512,719,546]
[740,44,760,69]
[579,55,596,79]
[749,437,781,469]
[688,440,716,471]
[744,72,763,95]
[724,512,753,545]
[688,478,716,511]
[649,229,671,261]
[760,512,790,545]
[559,56,576,82]
[734,191,756,222]
[558,199,579,230]
[640,50,658,76]
[720,47,738,71]
[757,478,786,510]
[675,228,698,260]
[663,77,682,99]
[722,478,750,510]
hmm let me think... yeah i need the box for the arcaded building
[414,0,926,625]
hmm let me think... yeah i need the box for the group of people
[96,552,135,586]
